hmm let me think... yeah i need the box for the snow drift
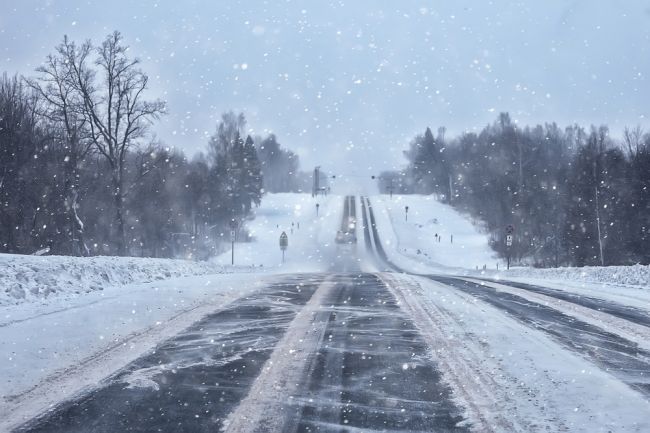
[494,264,650,288]
[0,254,224,306]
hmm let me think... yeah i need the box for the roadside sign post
[506,224,514,270]
[405,206,409,222]
[230,231,236,265]
[230,219,238,266]
[279,231,288,263]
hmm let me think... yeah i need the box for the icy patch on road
[123,366,162,391]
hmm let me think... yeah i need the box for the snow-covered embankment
[0,254,224,306]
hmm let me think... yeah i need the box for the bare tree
[26,40,94,255]
[623,125,644,157]
[208,111,247,161]
[62,31,166,255]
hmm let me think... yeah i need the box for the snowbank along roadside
[0,254,226,306]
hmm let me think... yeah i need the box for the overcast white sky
[2,0,649,177]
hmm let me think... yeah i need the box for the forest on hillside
[379,113,650,267]
[0,32,308,259]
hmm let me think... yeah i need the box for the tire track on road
[474,278,650,328]
[431,276,650,397]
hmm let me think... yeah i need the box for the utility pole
[594,186,605,266]
[312,166,321,197]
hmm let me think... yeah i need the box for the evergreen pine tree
[243,135,263,211]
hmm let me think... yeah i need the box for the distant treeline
[0,32,307,258]
[379,113,650,267]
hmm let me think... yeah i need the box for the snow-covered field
[212,193,342,272]
[370,194,497,273]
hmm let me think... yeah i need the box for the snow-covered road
[3,193,650,432]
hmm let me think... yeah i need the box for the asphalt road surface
[20,273,468,433]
